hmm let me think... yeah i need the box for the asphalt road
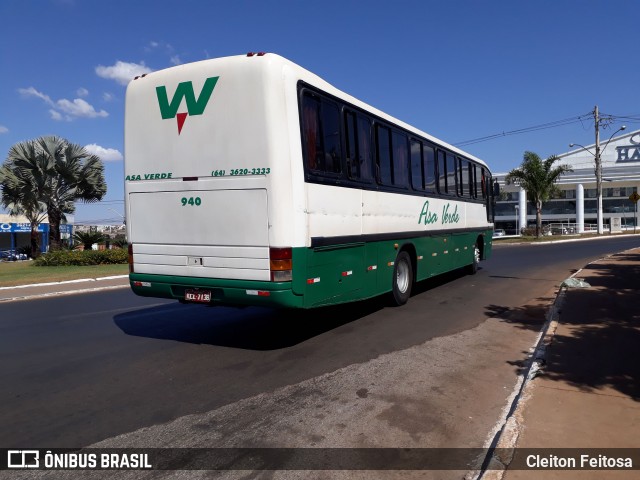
[1,235,639,453]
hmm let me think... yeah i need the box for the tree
[0,141,49,257]
[505,151,573,237]
[36,136,107,250]
[0,136,107,252]
[72,230,106,251]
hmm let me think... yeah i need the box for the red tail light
[270,247,292,281]
[128,243,134,273]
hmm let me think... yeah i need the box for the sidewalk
[0,274,129,302]
[495,248,640,478]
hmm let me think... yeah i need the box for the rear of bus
[124,54,304,308]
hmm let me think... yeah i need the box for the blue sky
[1,0,638,224]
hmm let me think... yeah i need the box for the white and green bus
[125,53,496,309]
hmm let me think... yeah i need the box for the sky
[1,0,638,224]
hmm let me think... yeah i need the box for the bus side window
[410,140,423,190]
[356,115,373,182]
[301,93,321,170]
[437,150,447,194]
[376,124,392,185]
[345,111,357,177]
[480,168,487,200]
[301,92,342,175]
[320,101,342,174]
[446,153,458,196]
[424,144,436,194]
[460,159,470,197]
[469,162,477,198]
[344,110,372,182]
[392,131,409,188]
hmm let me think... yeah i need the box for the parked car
[0,249,28,261]
[493,229,506,237]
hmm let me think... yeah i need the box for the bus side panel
[301,244,365,308]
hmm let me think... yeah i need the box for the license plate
[184,289,211,303]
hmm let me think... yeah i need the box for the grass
[0,261,128,287]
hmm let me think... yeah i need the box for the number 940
[181,197,201,206]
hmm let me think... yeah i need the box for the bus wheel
[392,251,413,306]
[468,243,480,275]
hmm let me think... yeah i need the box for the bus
[124,52,496,309]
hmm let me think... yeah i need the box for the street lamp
[107,208,126,225]
[570,123,626,234]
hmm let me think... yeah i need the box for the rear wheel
[467,242,480,275]
[392,251,413,306]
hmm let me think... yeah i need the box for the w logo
[156,76,219,134]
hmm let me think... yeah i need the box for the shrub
[33,248,128,266]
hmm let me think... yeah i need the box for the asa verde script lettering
[418,200,461,225]
[126,172,173,181]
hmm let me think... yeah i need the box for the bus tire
[392,251,413,306]
[468,242,480,275]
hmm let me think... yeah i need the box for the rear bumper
[129,273,304,309]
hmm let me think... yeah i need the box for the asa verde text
[126,173,173,181]
[418,200,460,225]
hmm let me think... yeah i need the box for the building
[0,214,73,254]
[495,129,640,234]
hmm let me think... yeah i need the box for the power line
[454,113,592,147]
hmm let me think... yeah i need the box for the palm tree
[1,136,107,252]
[505,151,573,237]
[0,141,49,257]
[73,230,106,251]
[36,136,107,250]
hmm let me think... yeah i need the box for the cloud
[170,55,182,66]
[19,86,109,121]
[19,86,54,106]
[77,87,89,97]
[49,110,63,121]
[95,60,152,86]
[0,125,8,134]
[102,92,115,102]
[84,143,123,162]
[56,98,108,119]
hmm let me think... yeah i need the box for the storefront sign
[616,133,640,162]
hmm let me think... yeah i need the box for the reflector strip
[417,255,423,260]
[246,290,271,296]
[387,261,394,267]
[307,277,321,284]
[432,253,438,257]
[341,271,353,277]
[367,265,378,271]
[133,281,151,287]
[444,250,449,254]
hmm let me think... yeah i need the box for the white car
[493,229,506,237]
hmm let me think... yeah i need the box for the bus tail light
[270,247,292,282]
[128,243,134,273]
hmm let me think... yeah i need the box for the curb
[471,248,632,480]
[0,284,130,303]
[0,275,129,291]
[0,275,130,303]
[494,232,640,247]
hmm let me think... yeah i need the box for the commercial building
[0,214,73,254]
[495,129,640,234]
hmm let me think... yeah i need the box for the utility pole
[594,105,604,234]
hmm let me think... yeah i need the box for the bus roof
[130,52,489,169]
